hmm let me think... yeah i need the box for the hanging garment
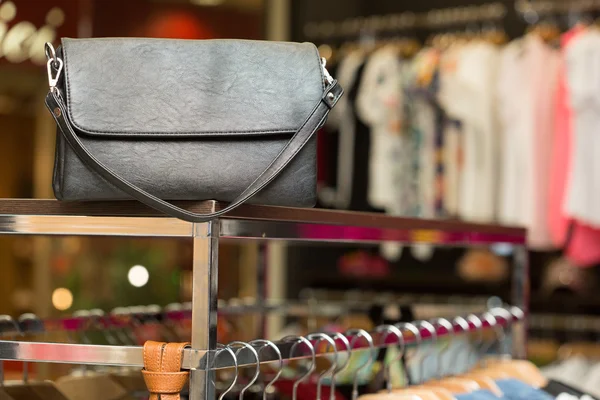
[498,35,559,249]
[356,46,413,261]
[542,355,592,390]
[355,46,406,212]
[321,51,366,209]
[455,390,505,399]
[545,25,600,267]
[495,378,555,400]
[549,26,584,245]
[565,29,600,227]
[582,362,600,398]
[498,39,529,227]
[456,42,502,223]
[544,380,599,399]
[412,48,440,222]
[555,28,600,267]
[439,43,501,223]
[438,46,465,218]
[529,35,560,249]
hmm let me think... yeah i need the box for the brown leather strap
[142,341,190,400]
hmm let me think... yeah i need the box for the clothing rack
[0,295,494,336]
[303,2,507,40]
[515,0,600,15]
[300,290,496,308]
[0,199,528,400]
[530,313,600,332]
[0,306,522,369]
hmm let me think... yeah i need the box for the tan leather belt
[142,341,190,400]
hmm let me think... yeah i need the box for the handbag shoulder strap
[45,81,342,223]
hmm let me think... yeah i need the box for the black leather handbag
[44,38,342,222]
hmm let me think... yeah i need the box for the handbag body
[45,38,342,222]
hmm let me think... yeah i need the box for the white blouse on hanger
[498,35,559,249]
[498,40,529,227]
[565,30,600,227]
[355,46,406,212]
[356,46,408,261]
[439,42,501,223]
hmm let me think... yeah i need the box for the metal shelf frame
[0,199,529,400]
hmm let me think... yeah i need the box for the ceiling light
[128,265,149,288]
[52,288,73,311]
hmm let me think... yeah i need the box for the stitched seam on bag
[62,39,318,137]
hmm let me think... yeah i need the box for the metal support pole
[189,221,220,400]
[257,242,268,338]
[512,245,529,359]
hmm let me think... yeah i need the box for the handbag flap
[60,38,326,137]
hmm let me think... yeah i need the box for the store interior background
[0,0,596,376]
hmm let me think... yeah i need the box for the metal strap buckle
[321,57,334,85]
[45,42,63,92]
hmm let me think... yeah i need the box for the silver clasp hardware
[45,42,63,92]
[321,57,334,86]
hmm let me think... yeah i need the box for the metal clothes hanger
[281,335,316,400]
[465,314,484,370]
[88,309,118,346]
[414,320,438,385]
[327,332,351,400]
[391,322,450,400]
[464,314,511,382]
[216,344,240,400]
[396,322,422,385]
[72,310,95,345]
[375,324,404,392]
[423,318,477,395]
[14,314,70,400]
[467,313,512,380]
[0,316,19,400]
[450,316,502,397]
[163,303,187,342]
[55,311,130,400]
[448,316,503,396]
[249,340,283,400]
[109,307,137,346]
[307,333,338,400]
[146,304,178,342]
[102,308,149,394]
[470,311,531,384]
[0,316,46,400]
[451,317,472,375]
[346,329,376,400]
[229,341,260,400]
[488,307,547,388]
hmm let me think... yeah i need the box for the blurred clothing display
[318,24,600,265]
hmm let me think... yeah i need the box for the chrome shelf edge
[220,219,527,245]
[0,341,202,368]
[0,215,194,237]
